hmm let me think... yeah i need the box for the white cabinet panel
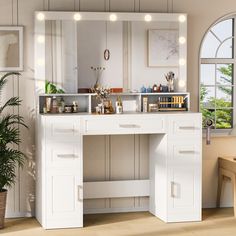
[167,166,201,222]
[169,168,195,207]
[168,141,201,165]
[84,115,166,135]
[45,116,80,140]
[168,114,202,138]
[52,175,76,212]
[45,172,83,229]
[45,141,81,169]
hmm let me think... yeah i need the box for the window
[200,18,235,130]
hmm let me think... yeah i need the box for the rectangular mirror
[35,12,187,94]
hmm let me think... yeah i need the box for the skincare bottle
[115,96,123,114]
[143,97,148,113]
[51,96,58,113]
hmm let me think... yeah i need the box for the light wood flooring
[2,208,236,236]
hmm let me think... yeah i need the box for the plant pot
[0,189,7,229]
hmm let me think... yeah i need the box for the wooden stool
[217,156,236,216]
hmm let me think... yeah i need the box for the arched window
[200,17,234,130]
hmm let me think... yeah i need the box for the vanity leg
[217,168,223,208]
[233,174,236,217]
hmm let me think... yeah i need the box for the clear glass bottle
[115,96,123,114]
[51,96,58,113]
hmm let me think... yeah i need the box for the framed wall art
[148,29,179,67]
[0,26,23,71]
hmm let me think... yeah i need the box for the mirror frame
[34,11,187,94]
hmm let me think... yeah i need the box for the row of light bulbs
[36,12,186,69]
[37,12,186,23]
[37,34,186,44]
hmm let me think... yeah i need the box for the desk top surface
[219,157,236,173]
[40,111,201,117]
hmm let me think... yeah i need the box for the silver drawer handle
[57,154,78,158]
[119,124,141,128]
[78,185,83,202]
[179,150,195,154]
[54,128,75,133]
[179,126,196,130]
[171,181,175,198]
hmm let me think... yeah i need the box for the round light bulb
[109,14,117,21]
[178,80,186,88]
[144,14,152,22]
[37,35,45,43]
[74,13,81,21]
[37,59,45,66]
[37,12,45,21]
[179,58,186,66]
[179,36,186,44]
[178,15,186,23]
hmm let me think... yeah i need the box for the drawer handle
[57,154,78,158]
[171,181,175,198]
[179,150,195,154]
[179,126,196,130]
[119,124,141,128]
[54,128,75,133]
[77,185,83,202]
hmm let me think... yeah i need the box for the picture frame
[148,29,179,67]
[0,26,23,71]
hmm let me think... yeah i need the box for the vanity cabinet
[36,116,83,229]
[166,114,202,222]
[36,112,202,229]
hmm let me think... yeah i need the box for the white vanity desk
[34,11,200,229]
[36,112,202,229]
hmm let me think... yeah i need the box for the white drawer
[45,141,81,169]
[168,114,202,138]
[168,140,201,165]
[83,115,166,135]
[45,117,80,140]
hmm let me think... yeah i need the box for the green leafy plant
[0,72,27,192]
[45,80,65,94]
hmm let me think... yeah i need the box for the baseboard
[5,211,34,218]
[84,206,149,214]
[203,203,233,209]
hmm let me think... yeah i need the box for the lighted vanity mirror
[35,12,187,94]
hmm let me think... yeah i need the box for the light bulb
[179,36,186,44]
[178,80,186,88]
[109,14,117,21]
[74,13,81,21]
[178,15,186,23]
[37,59,45,66]
[179,58,186,66]
[37,12,45,21]
[37,35,45,43]
[144,14,152,22]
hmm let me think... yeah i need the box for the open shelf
[39,92,190,114]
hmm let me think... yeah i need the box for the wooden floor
[2,208,236,236]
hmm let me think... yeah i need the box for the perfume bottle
[143,97,148,113]
[115,96,123,114]
[51,96,58,113]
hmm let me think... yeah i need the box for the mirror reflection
[45,19,181,93]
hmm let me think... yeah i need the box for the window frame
[199,15,236,135]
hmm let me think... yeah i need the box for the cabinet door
[45,171,83,229]
[167,165,201,222]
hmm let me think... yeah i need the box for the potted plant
[0,72,27,229]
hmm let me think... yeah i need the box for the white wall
[131,21,179,90]
[3,0,236,217]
